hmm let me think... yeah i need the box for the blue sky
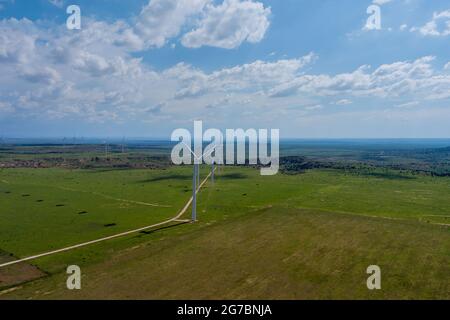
[0,0,449,138]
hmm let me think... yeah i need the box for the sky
[0,0,449,138]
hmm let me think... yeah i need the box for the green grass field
[0,167,208,257]
[0,166,449,299]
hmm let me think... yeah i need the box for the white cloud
[412,10,450,36]
[0,18,37,64]
[19,66,60,85]
[181,0,271,49]
[48,0,63,8]
[109,0,271,51]
[0,101,13,113]
[394,101,419,108]
[268,56,449,100]
[304,104,323,111]
[170,52,316,99]
[372,0,392,5]
[72,51,118,77]
[0,0,14,13]
[134,0,209,49]
[0,18,159,122]
[335,99,353,105]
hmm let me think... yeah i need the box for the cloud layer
[0,0,449,137]
[1,13,449,126]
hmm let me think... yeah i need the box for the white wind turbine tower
[62,137,67,164]
[181,142,221,222]
[103,139,108,159]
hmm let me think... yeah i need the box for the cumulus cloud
[181,0,271,49]
[304,104,323,111]
[394,101,419,108]
[120,0,271,50]
[372,0,392,5]
[72,51,118,77]
[170,52,316,99]
[19,66,60,85]
[335,99,353,105]
[0,101,13,113]
[445,62,450,70]
[0,18,37,64]
[0,18,159,122]
[134,0,209,49]
[269,56,449,100]
[411,10,450,36]
[0,16,449,125]
[48,0,64,8]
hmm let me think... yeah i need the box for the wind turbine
[62,137,67,164]
[103,140,108,159]
[181,142,222,222]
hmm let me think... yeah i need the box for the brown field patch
[0,251,46,291]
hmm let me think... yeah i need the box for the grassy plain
[0,165,449,299]
[0,166,211,257]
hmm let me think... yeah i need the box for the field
[0,158,449,299]
[0,166,204,257]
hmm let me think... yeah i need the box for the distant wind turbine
[121,136,125,154]
[62,137,67,164]
[103,140,108,159]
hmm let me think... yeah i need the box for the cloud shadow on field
[359,172,417,180]
[137,221,190,236]
[139,174,192,182]
[218,173,248,180]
